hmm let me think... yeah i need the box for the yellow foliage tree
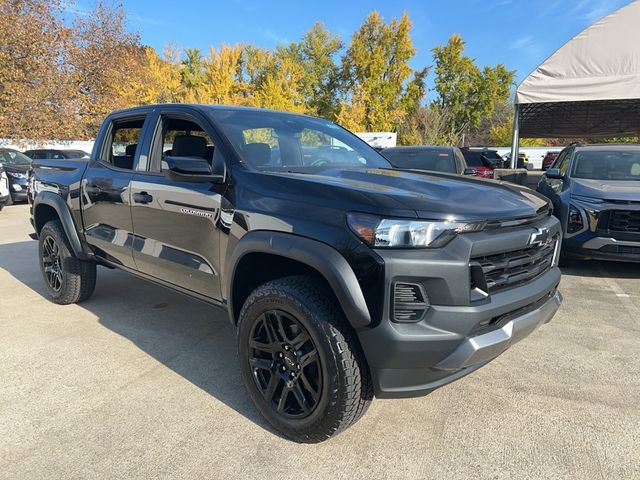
[202,44,244,105]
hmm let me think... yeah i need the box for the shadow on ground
[0,239,278,436]
[559,256,640,279]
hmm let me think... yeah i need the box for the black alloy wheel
[248,310,321,419]
[42,235,63,292]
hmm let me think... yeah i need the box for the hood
[255,168,549,221]
[571,178,640,201]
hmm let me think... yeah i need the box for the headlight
[348,213,485,248]
[567,204,584,234]
[8,172,26,179]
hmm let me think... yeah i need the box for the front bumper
[356,215,562,398]
[562,199,640,262]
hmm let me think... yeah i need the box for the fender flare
[226,231,371,329]
[33,191,89,260]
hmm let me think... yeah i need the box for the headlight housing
[567,204,584,234]
[347,213,485,248]
[8,172,26,179]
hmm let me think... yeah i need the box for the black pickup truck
[29,104,562,442]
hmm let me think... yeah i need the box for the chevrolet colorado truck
[29,104,562,443]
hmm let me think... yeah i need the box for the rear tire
[38,220,96,304]
[237,275,373,443]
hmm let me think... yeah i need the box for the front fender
[33,191,88,260]
[226,231,372,329]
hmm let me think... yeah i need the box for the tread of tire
[240,275,373,443]
[40,220,96,305]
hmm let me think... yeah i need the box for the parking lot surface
[1,203,639,480]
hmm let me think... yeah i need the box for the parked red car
[460,148,496,178]
[542,151,560,170]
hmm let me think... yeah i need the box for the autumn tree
[180,48,206,103]
[282,22,342,118]
[69,1,146,138]
[340,11,426,131]
[0,0,75,139]
[432,34,515,144]
[201,44,244,104]
[138,45,183,104]
[240,46,305,112]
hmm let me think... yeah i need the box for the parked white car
[0,166,10,211]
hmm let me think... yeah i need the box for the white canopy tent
[511,0,640,166]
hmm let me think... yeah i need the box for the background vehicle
[460,148,496,178]
[542,151,561,170]
[0,148,31,204]
[0,165,9,210]
[537,144,640,262]
[29,104,562,443]
[381,146,468,174]
[502,151,530,169]
[24,149,90,160]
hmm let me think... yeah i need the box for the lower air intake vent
[393,282,429,322]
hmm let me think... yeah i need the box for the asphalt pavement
[1,203,638,479]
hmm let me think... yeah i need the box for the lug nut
[284,345,290,351]
[278,352,283,358]
[281,365,286,371]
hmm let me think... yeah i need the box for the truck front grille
[470,235,558,294]
[609,210,640,233]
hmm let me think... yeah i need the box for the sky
[72,0,631,90]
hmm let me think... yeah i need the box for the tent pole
[510,104,520,169]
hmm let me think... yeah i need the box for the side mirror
[162,156,225,184]
[463,168,478,175]
[545,168,563,179]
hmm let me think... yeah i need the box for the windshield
[209,109,391,171]
[463,151,492,168]
[383,149,456,173]
[572,150,640,180]
[64,150,90,159]
[0,149,31,165]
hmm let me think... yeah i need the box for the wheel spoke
[261,315,277,344]
[300,349,318,368]
[277,386,290,413]
[264,373,280,402]
[249,339,273,353]
[291,383,310,414]
[249,357,273,371]
[274,312,290,342]
[300,373,320,401]
[290,331,310,350]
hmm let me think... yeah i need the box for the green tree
[341,11,426,131]
[181,48,205,102]
[282,22,342,118]
[432,34,515,144]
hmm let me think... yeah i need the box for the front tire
[38,220,97,304]
[237,275,373,443]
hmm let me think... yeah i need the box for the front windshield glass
[210,109,391,171]
[383,149,456,173]
[0,149,31,165]
[572,150,640,181]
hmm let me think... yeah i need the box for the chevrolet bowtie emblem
[529,227,550,246]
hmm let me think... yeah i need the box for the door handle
[133,192,153,204]
[86,184,101,195]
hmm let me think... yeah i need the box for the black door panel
[81,162,136,268]
[130,174,224,299]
